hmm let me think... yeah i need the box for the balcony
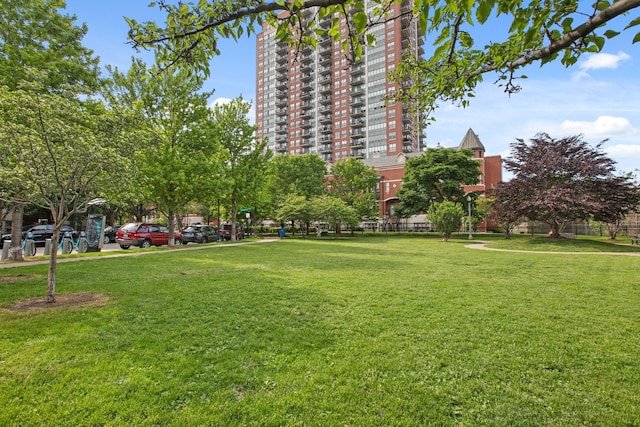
[351,85,364,95]
[319,53,332,65]
[276,52,288,64]
[319,124,332,134]
[301,119,313,128]
[318,65,332,76]
[350,63,364,75]
[320,144,332,153]
[301,72,315,82]
[319,134,332,142]
[351,149,365,159]
[276,143,288,153]
[351,96,364,106]
[319,93,331,102]
[350,118,364,127]
[319,114,332,124]
[350,140,364,149]
[301,138,315,147]
[351,107,365,117]
[351,129,365,138]
[319,84,332,94]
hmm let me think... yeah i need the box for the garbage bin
[278,228,286,238]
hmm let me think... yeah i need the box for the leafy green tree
[266,154,327,214]
[0,0,100,93]
[0,0,101,262]
[105,59,216,244]
[0,88,128,302]
[311,195,359,239]
[396,148,480,217]
[428,201,464,242]
[329,157,380,222]
[212,97,272,240]
[275,194,313,236]
[127,1,639,117]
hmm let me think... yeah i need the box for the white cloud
[208,97,232,108]
[560,115,635,138]
[581,51,631,70]
[572,51,631,80]
[208,97,256,124]
[605,144,640,174]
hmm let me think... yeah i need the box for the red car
[116,223,183,249]
[219,223,244,241]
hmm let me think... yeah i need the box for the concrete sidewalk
[0,238,279,269]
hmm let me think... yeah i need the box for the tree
[488,183,526,239]
[591,175,640,239]
[127,1,640,117]
[275,194,314,236]
[0,88,128,302]
[265,154,328,220]
[311,195,359,239]
[493,133,640,238]
[329,157,380,223]
[0,0,100,93]
[105,59,216,244]
[0,0,101,262]
[428,201,464,242]
[396,147,480,217]
[212,97,272,240]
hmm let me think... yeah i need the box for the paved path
[465,241,640,256]
[0,238,280,269]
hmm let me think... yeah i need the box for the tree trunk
[230,200,238,241]
[548,221,561,238]
[9,204,24,262]
[168,209,175,246]
[46,229,60,303]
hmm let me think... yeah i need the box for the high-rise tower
[256,2,424,162]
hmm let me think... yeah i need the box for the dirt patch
[5,292,109,311]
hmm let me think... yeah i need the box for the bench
[559,233,576,239]
[631,236,640,245]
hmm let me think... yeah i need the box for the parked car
[102,225,120,244]
[180,225,218,244]
[115,223,183,249]
[219,223,244,241]
[1,224,77,248]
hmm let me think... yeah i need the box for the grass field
[1,235,639,426]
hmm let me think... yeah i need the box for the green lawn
[1,236,638,426]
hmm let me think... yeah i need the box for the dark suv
[219,223,244,241]
[1,224,77,248]
[115,223,183,249]
[181,225,218,244]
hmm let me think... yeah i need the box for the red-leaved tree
[492,133,640,239]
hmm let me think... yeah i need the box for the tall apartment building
[256,2,424,162]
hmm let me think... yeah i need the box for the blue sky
[64,1,640,176]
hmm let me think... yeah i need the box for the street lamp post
[466,195,473,240]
